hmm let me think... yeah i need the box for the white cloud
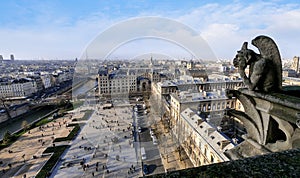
[176,1,300,59]
[83,17,217,62]
[0,12,119,60]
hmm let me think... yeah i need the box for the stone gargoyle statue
[233,35,282,92]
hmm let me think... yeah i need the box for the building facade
[98,67,152,97]
[174,108,234,167]
[152,76,244,101]
[0,78,37,98]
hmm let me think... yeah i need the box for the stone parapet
[148,148,300,177]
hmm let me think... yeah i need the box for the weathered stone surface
[226,87,300,155]
[148,148,300,178]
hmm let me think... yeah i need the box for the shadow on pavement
[147,164,157,174]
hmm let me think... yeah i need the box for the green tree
[3,131,12,145]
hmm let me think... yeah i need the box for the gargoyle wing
[251,35,282,90]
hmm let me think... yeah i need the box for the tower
[150,54,153,67]
[10,54,15,61]
[292,56,299,73]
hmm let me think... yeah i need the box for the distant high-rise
[0,55,3,62]
[291,56,299,73]
[10,54,15,61]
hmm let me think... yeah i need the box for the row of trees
[2,120,29,145]
[1,99,71,146]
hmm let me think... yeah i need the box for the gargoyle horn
[241,42,248,50]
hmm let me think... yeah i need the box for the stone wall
[149,148,300,177]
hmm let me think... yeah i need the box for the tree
[21,121,29,131]
[3,131,12,145]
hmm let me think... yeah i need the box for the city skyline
[1,0,300,60]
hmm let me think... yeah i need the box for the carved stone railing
[225,87,300,159]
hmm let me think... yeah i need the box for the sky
[1,0,300,60]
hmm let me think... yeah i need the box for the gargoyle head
[233,42,254,68]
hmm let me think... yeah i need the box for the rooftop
[171,90,228,103]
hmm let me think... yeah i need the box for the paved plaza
[0,101,195,178]
[0,114,73,178]
[53,104,143,178]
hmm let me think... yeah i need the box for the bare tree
[0,98,11,119]
[22,120,29,131]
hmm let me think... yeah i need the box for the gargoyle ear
[241,42,248,50]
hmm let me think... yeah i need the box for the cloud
[176,1,300,59]
[83,17,217,62]
[0,11,120,60]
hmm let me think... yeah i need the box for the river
[72,79,97,96]
[0,107,57,140]
[0,80,96,140]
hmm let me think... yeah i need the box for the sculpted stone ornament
[225,35,300,159]
[233,35,282,92]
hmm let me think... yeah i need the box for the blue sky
[1,0,300,60]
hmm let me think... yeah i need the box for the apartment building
[0,78,37,98]
[175,108,234,166]
[170,89,236,129]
